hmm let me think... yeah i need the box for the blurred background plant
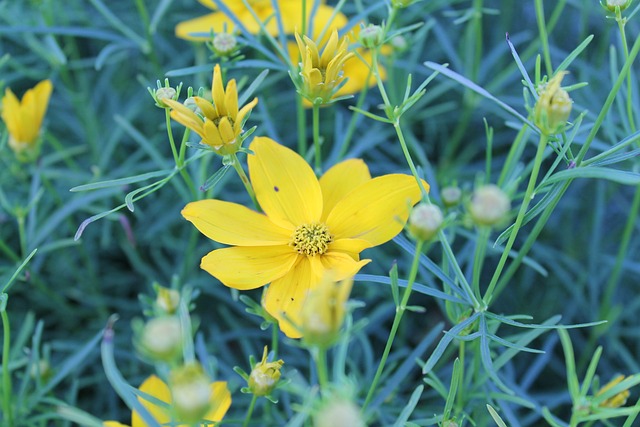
[1,0,640,426]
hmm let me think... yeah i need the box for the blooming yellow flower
[176,0,346,42]
[163,64,257,155]
[1,79,52,161]
[103,374,231,427]
[294,29,354,104]
[182,137,427,337]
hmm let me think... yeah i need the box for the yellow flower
[104,374,231,427]
[1,79,53,161]
[294,29,354,104]
[301,274,353,347]
[176,0,346,42]
[533,71,572,135]
[248,346,284,396]
[163,64,257,155]
[182,137,427,337]
[597,375,630,408]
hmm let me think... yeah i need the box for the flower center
[290,223,332,256]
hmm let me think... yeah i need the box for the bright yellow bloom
[182,137,427,337]
[1,79,52,161]
[294,29,354,104]
[163,64,257,155]
[176,0,346,42]
[104,374,231,427]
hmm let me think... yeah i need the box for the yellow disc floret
[291,223,332,256]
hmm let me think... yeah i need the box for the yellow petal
[132,375,171,427]
[212,64,227,117]
[203,120,224,148]
[303,35,320,66]
[203,381,231,422]
[328,238,372,257]
[319,30,339,68]
[25,80,53,136]
[1,88,22,140]
[319,159,371,220]
[326,174,428,246]
[248,137,322,227]
[235,97,258,128]
[182,199,293,246]
[201,246,298,290]
[175,12,238,41]
[192,96,218,120]
[338,51,379,97]
[217,116,236,144]
[308,5,348,44]
[320,251,370,279]
[224,79,239,119]
[264,257,321,338]
[103,422,129,427]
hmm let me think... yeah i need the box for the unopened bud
[248,346,284,396]
[156,286,180,314]
[184,97,202,115]
[139,316,183,361]
[314,399,365,427]
[597,375,630,408]
[212,33,237,56]
[603,0,632,11]
[534,72,572,135]
[359,24,384,49]
[169,363,212,423]
[441,186,462,207]
[469,185,510,227]
[408,203,443,241]
[155,87,177,108]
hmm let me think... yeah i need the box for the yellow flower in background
[596,375,630,408]
[176,0,346,43]
[103,374,231,427]
[1,79,52,161]
[182,137,427,337]
[163,64,257,155]
[294,29,354,104]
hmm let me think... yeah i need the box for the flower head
[182,137,427,337]
[533,72,572,135]
[248,346,284,396]
[1,79,53,162]
[164,64,257,155]
[104,373,230,427]
[294,30,354,105]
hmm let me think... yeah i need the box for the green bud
[441,186,462,207]
[359,24,384,49]
[211,32,238,56]
[138,316,183,361]
[408,203,443,241]
[248,346,284,397]
[533,72,572,135]
[169,363,212,424]
[469,184,510,227]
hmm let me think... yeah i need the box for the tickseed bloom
[294,29,354,105]
[176,0,346,42]
[533,71,573,135]
[182,137,427,337]
[163,64,257,155]
[248,346,284,396]
[1,79,53,162]
[103,373,230,427]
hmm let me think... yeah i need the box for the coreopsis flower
[176,0,346,42]
[248,346,284,396]
[294,30,354,105]
[182,137,427,337]
[533,71,573,135]
[596,375,630,408]
[163,64,257,155]
[103,373,230,427]
[1,79,52,162]
[301,275,353,348]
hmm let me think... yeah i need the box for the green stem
[231,154,259,210]
[271,322,279,358]
[301,0,307,36]
[483,134,548,304]
[296,96,307,155]
[616,9,636,132]
[16,213,26,259]
[1,301,13,427]
[454,341,466,416]
[315,346,329,391]
[535,0,553,76]
[312,104,322,174]
[471,227,490,302]
[338,70,372,160]
[242,394,258,427]
[166,111,197,199]
[362,239,424,410]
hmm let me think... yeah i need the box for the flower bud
[183,97,202,115]
[469,184,510,227]
[441,186,462,207]
[301,276,353,348]
[603,0,632,12]
[156,286,180,314]
[390,35,408,52]
[139,316,183,361]
[408,203,443,241]
[169,363,212,423]
[597,375,630,408]
[534,72,572,135]
[155,87,177,108]
[248,346,284,397]
[359,24,384,49]
[29,359,52,381]
[392,0,414,8]
[314,399,365,427]
[211,33,238,56]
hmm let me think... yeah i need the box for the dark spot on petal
[274,186,279,192]
[290,297,294,301]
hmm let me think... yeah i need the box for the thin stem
[484,134,548,304]
[242,394,258,427]
[1,303,13,427]
[471,227,490,302]
[535,0,553,76]
[312,103,322,173]
[393,121,429,200]
[231,154,259,210]
[338,70,372,160]
[315,346,329,391]
[616,9,636,132]
[296,96,307,155]
[271,322,279,358]
[166,111,197,199]
[16,213,27,259]
[362,239,424,410]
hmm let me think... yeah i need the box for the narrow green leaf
[542,167,640,187]
[70,169,171,192]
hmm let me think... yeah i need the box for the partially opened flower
[103,374,231,427]
[182,137,427,337]
[163,64,257,155]
[1,79,53,162]
[176,0,346,43]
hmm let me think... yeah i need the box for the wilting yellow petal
[319,159,371,220]
[264,257,321,338]
[1,89,22,140]
[26,80,53,136]
[131,375,172,427]
[201,246,298,290]
[203,382,231,422]
[248,137,322,227]
[182,199,293,246]
[326,174,427,246]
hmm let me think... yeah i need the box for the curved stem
[231,154,259,210]
[362,239,424,410]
